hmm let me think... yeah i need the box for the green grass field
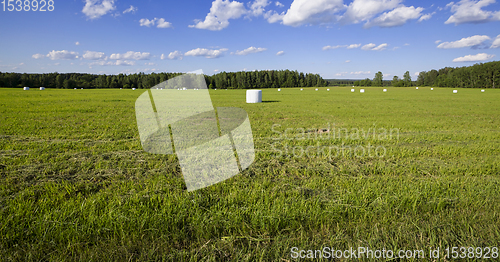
[1,87,500,261]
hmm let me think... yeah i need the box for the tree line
[1,61,498,89]
[352,61,500,88]
[0,70,327,89]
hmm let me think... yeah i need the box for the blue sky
[0,0,499,79]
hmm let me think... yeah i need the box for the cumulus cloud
[32,53,46,59]
[445,0,500,25]
[351,71,371,75]
[323,45,345,50]
[282,0,344,26]
[47,50,79,60]
[264,10,285,23]
[156,18,173,28]
[82,0,116,20]
[452,53,495,62]
[89,60,135,66]
[184,48,228,58]
[139,18,172,28]
[275,1,284,7]
[189,0,247,30]
[109,51,151,60]
[364,5,423,28]
[437,35,491,49]
[418,12,435,22]
[491,34,500,48]
[340,0,401,25]
[347,44,361,49]
[75,41,81,46]
[276,51,285,55]
[123,5,137,14]
[249,0,270,16]
[164,51,184,60]
[233,46,267,55]
[139,18,156,27]
[372,43,388,50]
[83,51,106,60]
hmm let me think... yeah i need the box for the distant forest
[0,70,326,90]
[0,61,499,89]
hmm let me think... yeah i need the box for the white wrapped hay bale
[315,88,318,91]
[39,87,45,90]
[431,88,434,90]
[416,87,419,90]
[383,89,387,92]
[360,89,365,93]
[23,87,30,90]
[246,90,262,103]
[453,90,458,93]
[481,89,485,92]
[278,89,281,91]
[351,89,355,92]
[327,89,330,91]
[132,88,136,90]
[300,88,303,91]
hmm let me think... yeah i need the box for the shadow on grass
[262,100,280,103]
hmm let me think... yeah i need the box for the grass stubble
[0,87,499,261]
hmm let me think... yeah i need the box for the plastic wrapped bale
[383,89,387,92]
[246,90,262,103]
[453,90,458,94]
[360,89,365,93]
[351,89,355,92]
[23,87,30,91]
[40,87,45,90]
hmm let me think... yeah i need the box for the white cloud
[32,53,46,59]
[345,60,351,63]
[47,50,79,60]
[275,1,284,7]
[347,44,361,49]
[156,18,173,28]
[360,43,387,50]
[364,5,423,28]
[418,12,435,22]
[452,53,495,62]
[435,40,442,44]
[437,35,491,49]
[445,0,500,25]
[82,0,116,20]
[189,0,247,30]
[75,41,81,46]
[351,71,371,75]
[165,51,184,60]
[340,0,401,25]
[264,10,285,23]
[372,43,388,50]
[323,45,345,50]
[282,0,344,26]
[491,34,500,48]
[335,72,348,76]
[184,48,228,58]
[140,18,156,27]
[276,51,285,55]
[89,60,135,66]
[123,5,137,14]
[83,51,106,60]
[361,43,376,50]
[233,46,267,55]
[109,51,151,60]
[249,0,270,16]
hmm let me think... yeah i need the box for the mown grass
[1,87,499,261]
